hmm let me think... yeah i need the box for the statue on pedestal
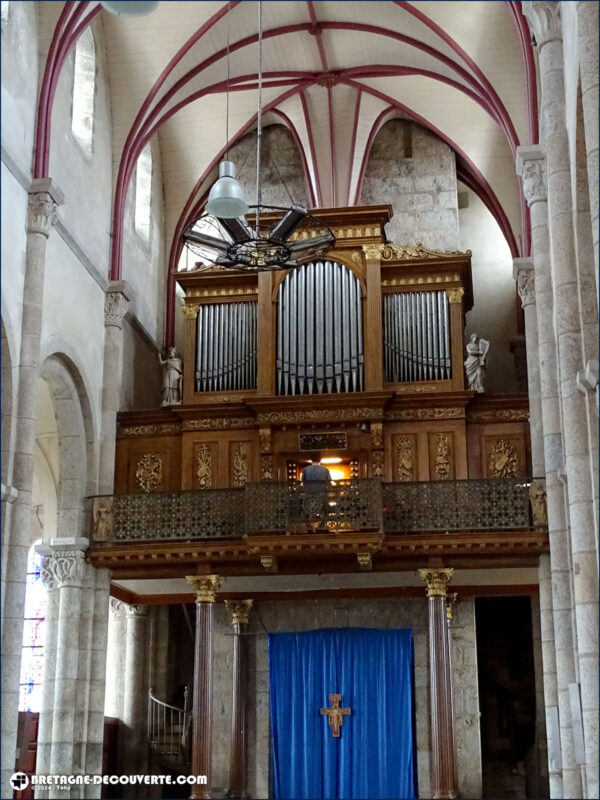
[159,347,183,406]
[464,333,489,393]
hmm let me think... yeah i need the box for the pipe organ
[195,302,257,392]
[276,261,364,395]
[383,291,451,383]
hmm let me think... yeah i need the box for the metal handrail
[147,686,190,764]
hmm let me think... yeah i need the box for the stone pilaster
[121,603,149,780]
[187,575,222,799]
[99,281,132,495]
[517,142,580,799]
[226,600,253,799]
[419,568,457,800]
[0,179,64,800]
[523,6,599,793]
[105,598,127,719]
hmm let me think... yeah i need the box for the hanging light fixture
[184,0,334,271]
[206,2,248,219]
[101,1,159,16]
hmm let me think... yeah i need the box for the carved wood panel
[392,434,417,482]
[428,432,455,481]
[193,441,218,489]
[123,439,176,494]
[483,435,526,478]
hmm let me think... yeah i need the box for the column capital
[27,178,64,237]
[187,574,222,603]
[109,597,126,618]
[225,599,254,625]
[125,603,148,618]
[513,258,536,308]
[522,1,562,49]
[38,542,88,591]
[105,280,132,329]
[418,567,454,597]
[516,145,547,206]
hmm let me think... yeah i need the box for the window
[1,1,9,22]
[71,27,96,154]
[19,541,47,713]
[135,144,153,243]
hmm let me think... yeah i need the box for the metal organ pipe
[195,302,258,392]
[276,260,365,395]
[382,290,452,383]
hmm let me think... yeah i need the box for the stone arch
[39,353,97,541]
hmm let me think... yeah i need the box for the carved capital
[513,258,535,307]
[225,599,254,625]
[109,597,126,618]
[523,1,562,49]
[182,303,200,321]
[104,291,129,329]
[362,244,383,261]
[517,146,547,206]
[125,603,148,618]
[418,567,454,597]
[446,287,464,304]
[42,549,87,590]
[186,574,222,603]
[26,178,64,237]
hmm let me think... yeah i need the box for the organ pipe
[195,302,258,392]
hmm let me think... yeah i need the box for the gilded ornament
[183,417,255,430]
[260,454,273,481]
[387,407,463,421]
[257,407,383,425]
[488,439,519,478]
[225,599,254,625]
[182,303,201,320]
[467,409,528,422]
[434,434,451,480]
[232,442,249,487]
[196,444,213,489]
[371,449,384,478]
[357,553,373,571]
[395,436,414,482]
[370,422,383,449]
[362,243,468,261]
[135,452,163,493]
[186,574,222,603]
[259,426,272,454]
[446,592,458,621]
[446,287,464,304]
[529,479,548,526]
[119,423,180,437]
[260,555,278,573]
[418,567,454,597]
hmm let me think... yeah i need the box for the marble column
[122,603,149,778]
[524,6,599,794]
[105,599,126,719]
[419,568,457,800]
[187,575,222,800]
[99,282,132,495]
[576,0,599,296]
[225,600,253,799]
[517,144,581,799]
[1,179,64,799]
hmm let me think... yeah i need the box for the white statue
[464,333,489,393]
[159,347,183,406]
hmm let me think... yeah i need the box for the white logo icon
[10,772,30,791]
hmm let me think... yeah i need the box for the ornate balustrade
[90,478,546,545]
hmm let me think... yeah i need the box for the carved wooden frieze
[298,431,348,451]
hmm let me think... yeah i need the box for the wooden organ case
[114,206,531,498]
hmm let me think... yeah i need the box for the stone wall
[360,119,460,250]
[210,595,482,800]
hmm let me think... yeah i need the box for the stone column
[524,6,599,794]
[576,0,599,295]
[225,600,253,799]
[122,604,149,777]
[517,143,581,799]
[419,568,457,800]
[105,599,126,719]
[99,282,132,495]
[187,575,222,800]
[0,179,64,799]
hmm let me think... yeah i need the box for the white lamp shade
[101,1,159,16]
[206,161,249,219]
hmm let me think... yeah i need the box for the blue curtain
[269,628,416,800]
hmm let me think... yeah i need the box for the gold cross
[320,693,351,738]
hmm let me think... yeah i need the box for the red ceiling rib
[307,1,329,72]
[299,88,323,207]
[506,1,539,145]
[347,90,363,205]
[353,105,396,207]
[270,107,317,207]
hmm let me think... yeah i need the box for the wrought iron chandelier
[183,1,335,272]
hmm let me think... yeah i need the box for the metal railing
[147,687,190,765]
[91,478,544,544]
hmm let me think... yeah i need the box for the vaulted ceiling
[38,1,535,276]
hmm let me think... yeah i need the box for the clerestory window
[135,143,153,243]
[71,27,96,155]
